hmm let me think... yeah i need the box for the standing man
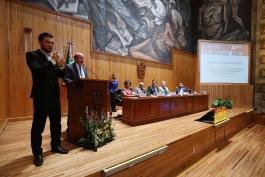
[63,52,88,84]
[63,52,88,136]
[26,32,69,167]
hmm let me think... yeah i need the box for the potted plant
[78,110,116,151]
[212,98,233,109]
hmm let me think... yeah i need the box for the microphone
[85,66,98,79]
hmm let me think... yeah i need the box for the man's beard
[41,46,52,53]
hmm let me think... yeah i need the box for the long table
[122,94,209,126]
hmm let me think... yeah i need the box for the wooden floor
[0,108,257,177]
[178,124,265,177]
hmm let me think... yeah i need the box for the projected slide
[199,41,249,84]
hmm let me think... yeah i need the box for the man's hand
[57,57,65,68]
[52,52,60,62]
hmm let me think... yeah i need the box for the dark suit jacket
[26,49,65,100]
[176,86,188,94]
[147,86,160,95]
[63,63,88,84]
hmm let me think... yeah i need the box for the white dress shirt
[75,63,86,79]
[40,49,57,65]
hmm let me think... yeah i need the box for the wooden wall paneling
[198,84,254,108]
[0,0,9,119]
[8,2,33,118]
[71,20,91,68]
[172,49,195,90]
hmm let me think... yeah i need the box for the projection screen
[198,40,250,84]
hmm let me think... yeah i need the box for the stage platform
[178,123,265,177]
[0,108,253,177]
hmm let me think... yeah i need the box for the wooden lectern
[67,79,110,142]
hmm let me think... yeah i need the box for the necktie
[163,87,168,95]
[79,65,83,78]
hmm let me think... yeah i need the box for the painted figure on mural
[167,0,187,49]
[198,0,228,40]
[131,0,166,26]
[87,0,107,51]
[23,0,192,64]
[228,0,249,36]
[197,0,250,41]
[105,10,133,56]
[129,22,176,64]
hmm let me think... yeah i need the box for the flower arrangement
[78,110,116,151]
[212,98,233,109]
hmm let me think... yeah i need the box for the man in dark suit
[26,32,69,167]
[147,79,160,95]
[63,52,88,136]
[63,52,88,84]
[176,82,189,95]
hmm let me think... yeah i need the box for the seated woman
[122,80,135,97]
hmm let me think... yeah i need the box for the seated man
[159,81,170,95]
[176,82,189,95]
[134,82,147,95]
[64,52,88,84]
[122,80,135,97]
[147,79,160,95]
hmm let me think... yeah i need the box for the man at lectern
[26,32,69,167]
[63,52,88,84]
[63,52,88,137]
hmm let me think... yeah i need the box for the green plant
[223,99,233,109]
[78,110,116,151]
[211,98,233,109]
